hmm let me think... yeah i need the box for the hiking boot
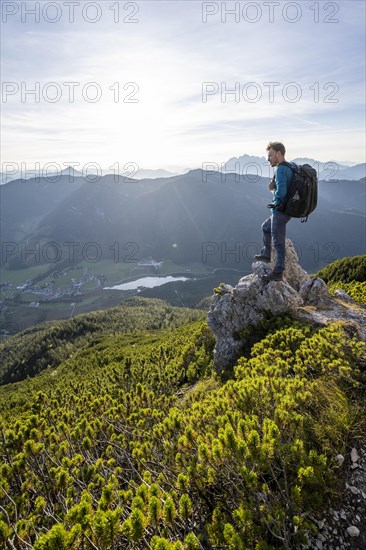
[263,270,283,282]
[254,254,271,263]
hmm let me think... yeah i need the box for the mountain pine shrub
[0,300,365,548]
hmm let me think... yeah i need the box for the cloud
[1,0,365,167]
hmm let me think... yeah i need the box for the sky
[1,0,365,174]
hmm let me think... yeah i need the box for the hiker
[254,141,294,281]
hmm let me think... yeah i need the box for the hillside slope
[316,255,366,283]
[0,297,204,386]
[0,258,365,549]
[315,255,366,303]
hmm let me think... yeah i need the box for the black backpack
[281,161,318,222]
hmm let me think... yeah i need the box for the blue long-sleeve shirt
[272,162,294,208]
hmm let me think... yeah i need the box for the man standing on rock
[255,141,294,281]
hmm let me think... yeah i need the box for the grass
[0,264,53,285]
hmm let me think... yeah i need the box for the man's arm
[273,165,291,206]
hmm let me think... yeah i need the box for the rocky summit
[207,239,366,373]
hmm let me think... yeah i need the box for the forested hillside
[1,259,365,549]
[315,255,366,303]
[0,298,204,386]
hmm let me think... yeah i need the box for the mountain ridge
[1,156,364,185]
[223,154,366,181]
[2,169,365,272]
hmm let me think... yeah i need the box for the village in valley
[0,257,204,339]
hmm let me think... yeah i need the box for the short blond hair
[266,142,286,155]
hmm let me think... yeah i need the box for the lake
[105,275,193,291]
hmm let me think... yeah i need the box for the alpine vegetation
[0,249,365,549]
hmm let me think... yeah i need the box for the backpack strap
[279,160,295,171]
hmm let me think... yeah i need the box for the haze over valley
[1,165,365,335]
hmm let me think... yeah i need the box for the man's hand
[267,203,285,212]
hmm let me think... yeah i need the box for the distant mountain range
[1,155,365,185]
[1,169,365,273]
[0,166,178,185]
[223,154,366,181]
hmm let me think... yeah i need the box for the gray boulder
[280,239,310,291]
[299,277,331,306]
[334,289,355,303]
[207,241,304,372]
[207,240,366,373]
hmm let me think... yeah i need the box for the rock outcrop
[207,239,366,373]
